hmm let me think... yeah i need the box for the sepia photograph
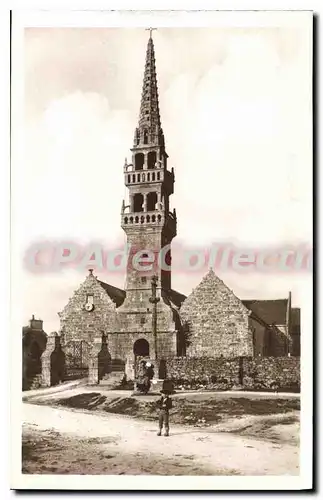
[10,8,313,491]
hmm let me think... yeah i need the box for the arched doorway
[133,338,150,357]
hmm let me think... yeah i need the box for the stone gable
[180,268,253,357]
[59,273,117,341]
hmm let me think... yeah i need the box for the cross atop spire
[145,27,157,39]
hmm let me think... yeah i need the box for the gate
[64,340,90,380]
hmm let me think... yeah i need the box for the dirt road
[22,403,299,476]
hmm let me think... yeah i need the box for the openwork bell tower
[121,32,177,298]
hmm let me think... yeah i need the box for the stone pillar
[125,357,135,381]
[130,194,134,212]
[143,193,148,212]
[157,192,162,210]
[41,332,59,387]
[88,336,103,385]
[144,152,148,169]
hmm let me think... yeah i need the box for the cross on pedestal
[149,275,160,360]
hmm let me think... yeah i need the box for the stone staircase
[99,371,125,389]
[149,379,164,393]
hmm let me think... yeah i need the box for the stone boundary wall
[163,356,300,392]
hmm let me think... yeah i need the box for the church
[39,33,301,387]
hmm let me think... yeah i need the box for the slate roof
[242,299,288,326]
[167,289,187,308]
[97,281,126,308]
[98,278,186,310]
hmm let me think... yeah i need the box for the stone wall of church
[113,294,178,360]
[180,270,253,357]
[106,330,177,361]
[59,274,117,342]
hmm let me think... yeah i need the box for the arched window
[143,130,148,145]
[135,153,144,171]
[127,175,131,184]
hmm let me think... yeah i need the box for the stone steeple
[121,32,177,296]
[134,33,164,149]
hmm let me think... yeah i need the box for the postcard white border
[9,5,314,492]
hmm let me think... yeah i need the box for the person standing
[157,389,173,437]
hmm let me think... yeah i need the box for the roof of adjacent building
[166,289,187,308]
[97,269,301,330]
[97,280,126,308]
[242,299,288,326]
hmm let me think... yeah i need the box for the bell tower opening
[133,193,144,212]
[148,151,157,169]
[147,192,157,211]
[135,153,144,170]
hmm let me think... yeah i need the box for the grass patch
[41,391,300,428]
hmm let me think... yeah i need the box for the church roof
[242,299,288,326]
[167,289,187,308]
[97,280,126,308]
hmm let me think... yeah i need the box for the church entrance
[133,338,150,357]
[133,338,150,378]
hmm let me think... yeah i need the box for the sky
[17,22,312,332]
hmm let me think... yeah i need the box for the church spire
[133,32,164,148]
[122,31,176,294]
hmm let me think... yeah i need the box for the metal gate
[64,340,90,380]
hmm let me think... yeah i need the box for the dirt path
[22,403,299,476]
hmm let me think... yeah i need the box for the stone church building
[40,34,301,387]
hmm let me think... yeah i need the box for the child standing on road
[157,390,173,437]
